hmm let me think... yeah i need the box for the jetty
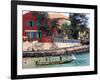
[23,45,89,57]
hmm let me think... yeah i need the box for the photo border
[11,1,97,79]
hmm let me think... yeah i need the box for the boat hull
[35,55,75,65]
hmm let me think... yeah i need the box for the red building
[23,11,68,42]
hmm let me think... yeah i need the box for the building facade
[23,11,69,42]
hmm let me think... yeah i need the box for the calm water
[46,52,90,68]
[22,52,90,68]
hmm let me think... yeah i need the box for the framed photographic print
[11,0,97,79]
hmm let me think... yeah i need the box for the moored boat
[35,54,76,65]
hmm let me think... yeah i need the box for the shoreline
[22,52,89,68]
[23,45,89,57]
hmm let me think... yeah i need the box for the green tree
[51,18,59,29]
[69,13,89,39]
[32,11,52,36]
[61,22,72,39]
[32,11,48,22]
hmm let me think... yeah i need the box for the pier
[23,45,89,57]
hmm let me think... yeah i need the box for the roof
[23,11,69,20]
[48,12,69,19]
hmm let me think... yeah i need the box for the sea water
[22,52,90,68]
[46,52,90,68]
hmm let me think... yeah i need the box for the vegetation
[61,22,72,39]
[61,13,89,39]
[32,11,89,40]
[69,13,89,39]
[32,11,52,36]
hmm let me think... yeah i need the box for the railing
[53,38,80,43]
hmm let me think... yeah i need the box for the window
[36,32,42,38]
[26,21,34,27]
[26,32,34,39]
[45,20,49,29]
[31,32,34,39]
[36,21,40,27]
[26,32,31,38]
[46,24,48,29]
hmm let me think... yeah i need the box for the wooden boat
[22,45,89,65]
[35,54,76,65]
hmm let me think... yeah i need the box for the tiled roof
[48,12,69,19]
